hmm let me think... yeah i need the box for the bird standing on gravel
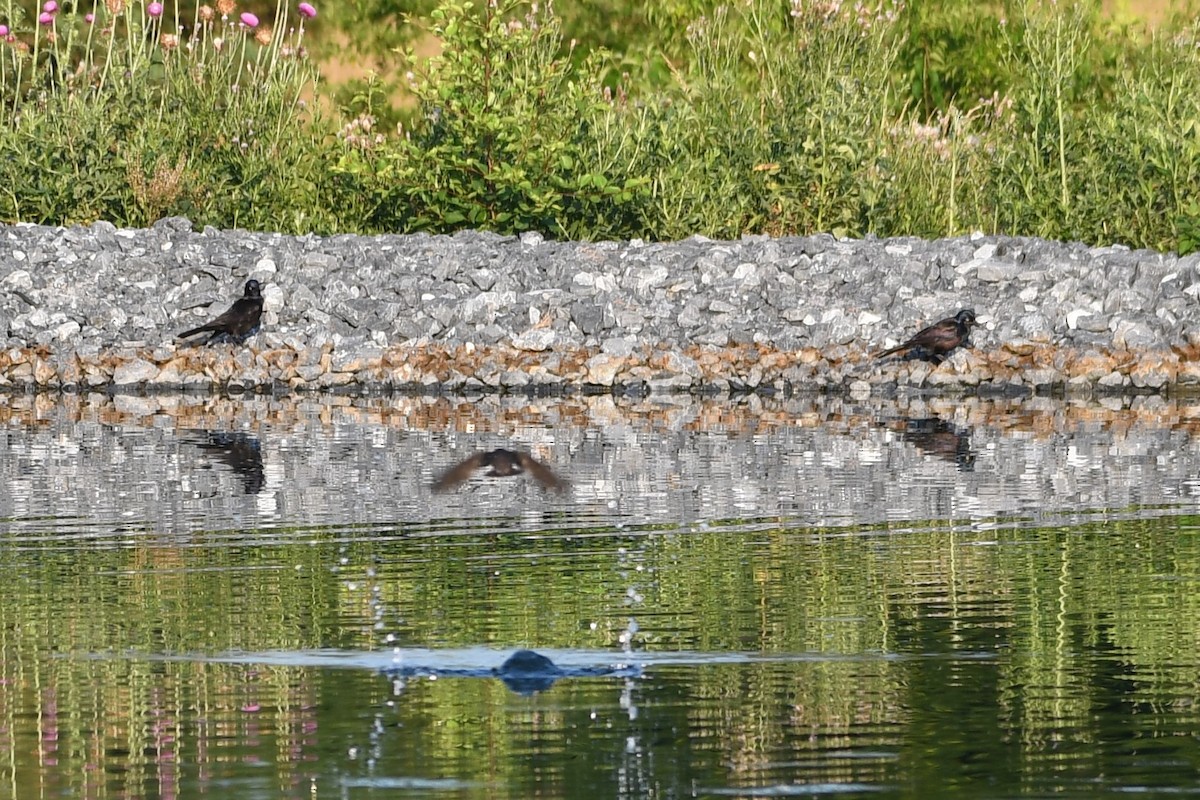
[177,279,264,345]
[876,309,977,363]
[432,448,568,493]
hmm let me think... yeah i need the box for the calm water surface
[2,391,1200,799]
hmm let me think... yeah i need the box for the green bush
[331,0,651,238]
[0,0,336,231]
[4,0,1200,253]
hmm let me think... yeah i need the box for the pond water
[2,391,1200,799]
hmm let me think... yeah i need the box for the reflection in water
[182,429,266,494]
[432,447,570,493]
[1,393,1200,798]
[883,415,976,471]
[4,391,1199,535]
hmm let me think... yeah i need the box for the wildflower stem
[1054,11,1068,212]
[99,5,119,95]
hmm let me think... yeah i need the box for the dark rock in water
[498,649,559,673]
[494,649,566,695]
[379,649,641,696]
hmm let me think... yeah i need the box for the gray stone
[585,353,625,385]
[1098,371,1127,387]
[1112,320,1159,349]
[661,351,702,378]
[468,269,497,291]
[976,261,1022,282]
[601,336,639,357]
[571,300,607,335]
[113,359,159,385]
[1,219,1198,393]
[512,328,556,352]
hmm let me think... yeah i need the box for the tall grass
[2,0,1200,252]
[0,0,333,231]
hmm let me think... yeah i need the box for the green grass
[2,0,1199,252]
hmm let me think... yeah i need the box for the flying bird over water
[177,279,264,345]
[432,448,568,493]
[876,309,977,364]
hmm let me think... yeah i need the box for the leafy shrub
[0,0,335,231]
[4,0,1200,253]
[331,0,651,238]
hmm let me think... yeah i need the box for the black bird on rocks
[178,279,264,345]
[432,448,568,493]
[876,309,977,364]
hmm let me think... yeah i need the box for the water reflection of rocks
[2,392,1200,533]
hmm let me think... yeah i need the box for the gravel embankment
[2,217,1198,394]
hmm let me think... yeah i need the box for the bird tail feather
[875,343,909,359]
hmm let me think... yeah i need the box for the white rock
[511,328,556,352]
[2,269,32,289]
[1066,309,1091,330]
[262,283,285,313]
[113,359,159,385]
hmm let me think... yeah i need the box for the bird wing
[177,297,261,339]
[432,452,487,492]
[516,452,569,492]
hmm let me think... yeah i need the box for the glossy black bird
[178,279,264,345]
[876,309,977,363]
[432,448,568,493]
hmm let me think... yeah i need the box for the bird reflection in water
[432,448,568,493]
[883,416,976,472]
[183,430,266,494]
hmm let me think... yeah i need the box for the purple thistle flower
[298,2,316,18]
[43,1,58,13]
[0,25,8,36]
[85,12,94,22]
[240,11,259,27]
[148,2,163,17]
[38,11,53,24]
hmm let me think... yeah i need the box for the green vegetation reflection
[2,513,1200,795]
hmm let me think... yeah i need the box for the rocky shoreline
[2,218,1198,395]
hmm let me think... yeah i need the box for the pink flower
[38,11,53,24]
[298,2,316,18]
[85,12,94,22]
[0,25,8,36]
[147,2,163,16]
[43,1,58,12]
[240,11,258,27]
